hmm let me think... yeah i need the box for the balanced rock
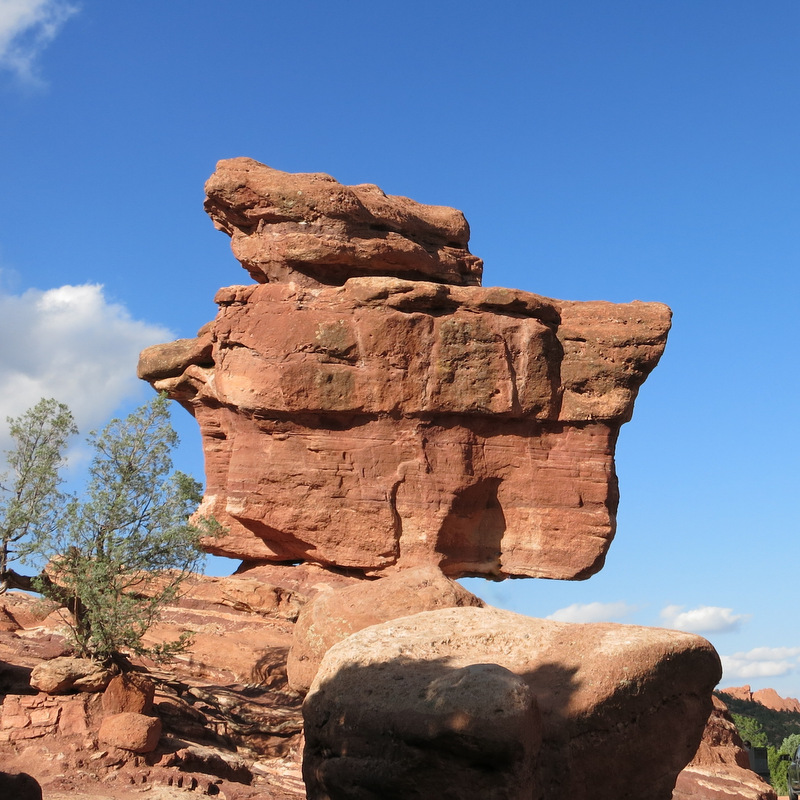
[303,606,721,800]
[287,566,484,693]
[139,158,671,580]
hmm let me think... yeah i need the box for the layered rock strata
[139,158,671,579]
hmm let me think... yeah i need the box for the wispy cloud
[0,0,79,83]
[722,647,800,680]
[0,283,171,451]
[546,601,637,624]
[660,604,750,634]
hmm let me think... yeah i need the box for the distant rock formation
[139,158,671,580]
[719,684,800,714]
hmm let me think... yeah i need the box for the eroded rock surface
[720,683,800,714]
[139,158,671,580]
[303,606,722,800]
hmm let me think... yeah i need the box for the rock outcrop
[672,695,777,800]
[0,583,307,799]
[139,158,671,580]
[203,157,484,287]
[303,606,722,800]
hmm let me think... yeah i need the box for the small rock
[29,656,113,694]
[99,712,162,753]
[102,673,155,714]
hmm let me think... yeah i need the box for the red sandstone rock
[721,684,757,703]
[232,561,363,599]
[719,684,800,714]
[29,656,113,694]
[140,171,670,580]
[102,673,155,714]
[287,566,484,693]
[303,606,721,800]
[0,692,98,743]
[0,603,21,632]
[0,582,307,799]
[98,711,162,753]
[673,696,776,800]
[203,157,483,287]
[753,687,800,713]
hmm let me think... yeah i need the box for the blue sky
[1,1,798,697]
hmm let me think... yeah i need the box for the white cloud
[0,0,79,82]
[721,647,800,680]
[0,283,172,452]
[546,601,637,624]
[660,604,750,634]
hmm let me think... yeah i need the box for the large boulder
[138,158,671,581]
[287,566,484,693]
[303,606,722,800]
[203,157,484,287]
[102,673,155,714]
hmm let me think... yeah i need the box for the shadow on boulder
[0,771,42,800]
[301,606,721,800]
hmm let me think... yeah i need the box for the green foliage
[2,394,214,664]
[780,733,800,755]
[772,733,800,793]
[0,398,77,587]
[724,702,800,792]
[732,713,769,747]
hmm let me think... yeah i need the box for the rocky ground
[0,567,326,799]
[0,565,782,800]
